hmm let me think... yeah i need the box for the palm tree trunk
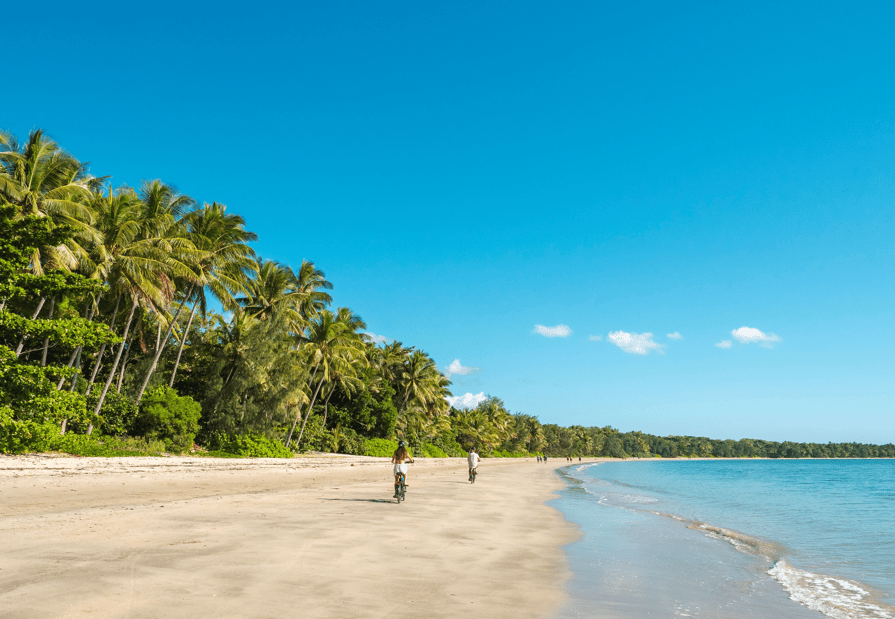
[56,292,103,389]
[285,362,319,447]
[211,362,238,416]
[322,386,335,428]
[135,285,194,405]
[86,295,121,394]
[40,296,56,366]
[116,337,132,393]
[294,377,325,450]
[68,348,83,392]
[91,299,139,431]
[14,297,47,356]
[168,297,200,387]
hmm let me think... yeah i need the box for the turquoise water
[554,460,895,619]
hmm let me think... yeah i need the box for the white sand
[0,454,577,619]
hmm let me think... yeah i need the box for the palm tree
[238,259,331,333]
[286,308,366,448]
[0,129,101,273]
[131,180,203,405]
[396,350,442,416]
[81,182,195,417]
[167,202,257,387]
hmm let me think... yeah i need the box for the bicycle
[395,473,407,503]
[469,467,477,484]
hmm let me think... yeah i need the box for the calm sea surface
[553,459,895,619]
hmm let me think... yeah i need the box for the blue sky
[6,0,894,442]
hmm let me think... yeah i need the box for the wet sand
[0,455,576,619]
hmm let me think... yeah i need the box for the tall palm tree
[167,202,257,387]
[82,182,195,417]
[286,308,366,448]
[131,181,202,405]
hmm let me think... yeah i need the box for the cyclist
[467,447,480,481]
[391,440,414,498]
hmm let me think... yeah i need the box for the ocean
[553,459,895,619]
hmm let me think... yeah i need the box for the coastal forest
[1,129,892,460]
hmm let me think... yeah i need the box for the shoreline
[0,455,578,619]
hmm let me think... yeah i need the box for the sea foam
[769,560,895,619]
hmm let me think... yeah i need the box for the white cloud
[715,340,733,349]
[731,326,781,347]
[533,324,572,338]
[607,331,665,355]
[446,392,487,409]
[667,332,683,340]
[444,359,480,378]
[363,332,390,345]
[588,335,602,341]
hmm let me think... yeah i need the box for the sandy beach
[0,455,577,619]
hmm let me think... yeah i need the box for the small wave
[645,512,784,561]
[582,486,658,504]
[769,560,895,619]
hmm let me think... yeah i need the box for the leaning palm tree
[85,182,196,416]
[131,181,203,405]
[286,309,366,448]
[60,185,142,392]
[167,202,258,387]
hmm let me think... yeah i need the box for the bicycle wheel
[471,469,476,483]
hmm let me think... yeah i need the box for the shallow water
[553,459,895,619]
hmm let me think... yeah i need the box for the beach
[0,455,577,619]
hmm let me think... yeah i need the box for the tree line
[1,128,891,459]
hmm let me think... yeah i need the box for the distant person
[579,456,582,462]
[543,455,547,463]
[537,455,541,463]
[467,448,480,481]
[391,441,414,498]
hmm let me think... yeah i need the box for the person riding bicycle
[467,447,480,481]
[391,440,414,498]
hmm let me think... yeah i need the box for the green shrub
[330,425,367,455]
[430,434,465,457]
[365,438,399,457]
[0,412,59,453]
[207,432,293,458]
[50,433,167,457]
[84,390,139,436]
[292,414,325,451]
[419,443,448,458]
[488,449,531,458]
[134,386,201,453]
[0,411,167,456]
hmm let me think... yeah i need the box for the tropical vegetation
[1,129,892,460]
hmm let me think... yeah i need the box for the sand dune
[0,455,575,619]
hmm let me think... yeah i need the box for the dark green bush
[330,425,367,455]
[85,390,139,436]
[134,386,201,453]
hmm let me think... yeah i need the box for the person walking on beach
[391,441,414,498]
[468,447,480,481]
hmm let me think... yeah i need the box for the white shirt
[468,452,480,468]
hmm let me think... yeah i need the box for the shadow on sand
[322,498,396,504]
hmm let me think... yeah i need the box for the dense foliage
[1,129,891,460]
